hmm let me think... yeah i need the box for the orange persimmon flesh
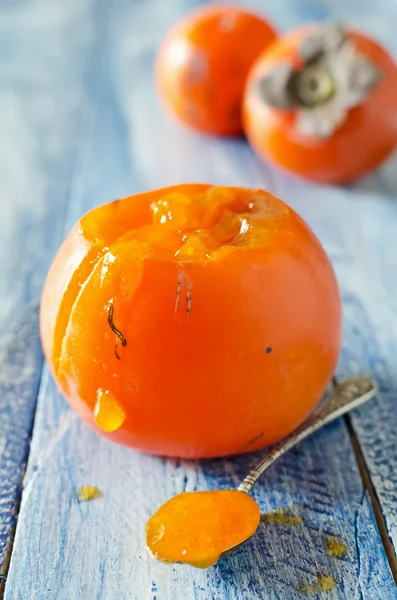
[40,184,342,458]
[146,490,260,568]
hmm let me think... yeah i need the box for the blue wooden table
[1,1,397,598]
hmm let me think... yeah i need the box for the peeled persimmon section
[146,491,260,568]
[40,184,342,458]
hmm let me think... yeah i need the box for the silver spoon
[220,375,377,558]
[237,375,377,494]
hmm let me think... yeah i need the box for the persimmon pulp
[146,491,260,568]
[40,184,342,458]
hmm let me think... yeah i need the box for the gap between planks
[0,465,29,600]
[345,414,397,585]
[0,307,44,600]
[1,525,14,600]
[0,356,44,600]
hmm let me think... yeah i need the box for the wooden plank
[342,252,397,567]
[4,1,397,598]
[0,0,98,333]
[0,0,110,587]
[0,307,42,595]
[272,177,397,567]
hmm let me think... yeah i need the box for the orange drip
[94,389,125,432]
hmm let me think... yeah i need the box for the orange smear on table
[146,490,260,568]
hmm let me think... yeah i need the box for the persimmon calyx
[255,23,382,138]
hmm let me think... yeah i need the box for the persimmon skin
[243,27,397,184]
[156,4,277,135]
[40,184,342,459]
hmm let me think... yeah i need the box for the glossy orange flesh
[40,184,342,458]
[157,4,277,135]
[146,490,260,568]
[243,27,397,184]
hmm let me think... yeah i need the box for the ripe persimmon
[156,4,277,135]
[243,23,397,184]
[40,184,342,458]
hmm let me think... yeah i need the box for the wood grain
[0,307,42,596]
[1,0,397,598]
[0,0,120,586]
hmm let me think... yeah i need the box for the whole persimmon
[243,23,397,184]
[40,184,342,458]
[156,4,277,135]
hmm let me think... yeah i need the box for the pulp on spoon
[146,490,260,568]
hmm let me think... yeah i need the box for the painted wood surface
[0,0,111,586]
[0,307,42,590]
[262,179,397,574]
[0,0,397,598]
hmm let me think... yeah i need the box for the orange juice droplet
[94,389,125,432]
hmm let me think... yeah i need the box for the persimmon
[156,4,277,135]
[243,23,397,184]
[40,184,342,459]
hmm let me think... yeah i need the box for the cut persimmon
[40,184,342,458]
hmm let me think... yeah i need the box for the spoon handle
[238,376,377,494]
